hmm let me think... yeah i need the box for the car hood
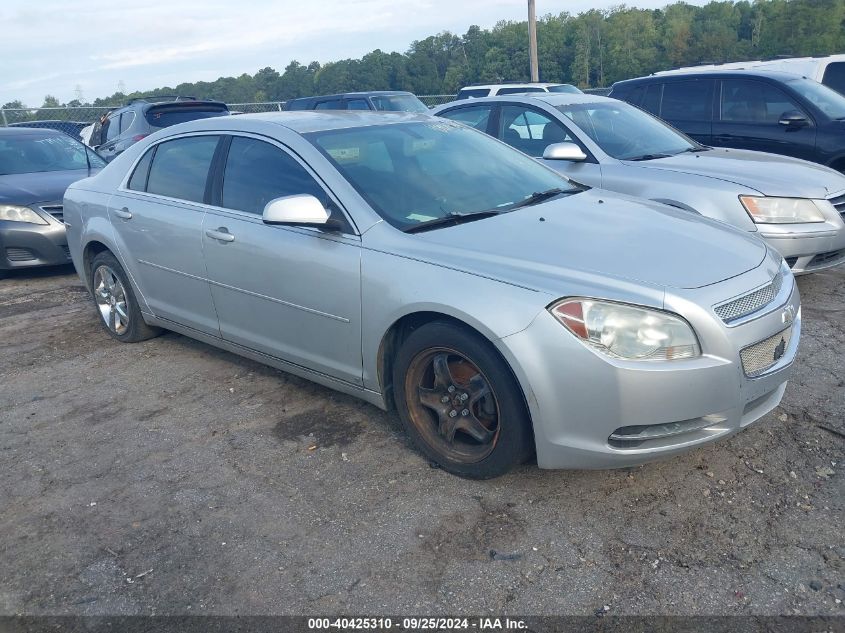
[0,169,93,206]
[624,148,845,198]
[410,189,767,291]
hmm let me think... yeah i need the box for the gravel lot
[1,264,842,617]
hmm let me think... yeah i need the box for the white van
[654,55,845,95]
[456,83,581,99]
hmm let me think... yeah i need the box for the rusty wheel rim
[404,347,500,463]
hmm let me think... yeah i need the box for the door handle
[206,228,235,243]
[114,207,132,220]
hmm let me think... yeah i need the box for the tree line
[4,0,845,112]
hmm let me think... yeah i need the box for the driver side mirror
[543,142,588,162]
[778,110,809,128]
[262,194,342,230]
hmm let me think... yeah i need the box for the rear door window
[661,80,714,121]
[437,105,494,132]
[145,136,219,203]
[720,79,804,122]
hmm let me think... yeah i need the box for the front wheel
[89,251,161,343]
[392,321,534,478]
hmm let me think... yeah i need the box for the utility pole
[528,0,539,82]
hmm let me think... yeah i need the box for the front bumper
[758,219,845,275]
[0,212,70,271]
[501,269,801,469]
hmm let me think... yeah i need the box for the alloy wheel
[404,347,500,463]
[93,265,129,335]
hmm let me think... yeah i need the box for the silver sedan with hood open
[64,112,801,478]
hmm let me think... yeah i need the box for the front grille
[714,271,783,323]
[39,205,64,223]
[6,247,36,262]
[829,193,845,220]
[808,249,845,268]
[740,326,792,377]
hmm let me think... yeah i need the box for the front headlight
[0,204,48,225]
[549,298,700,360]
[739,196,826,224]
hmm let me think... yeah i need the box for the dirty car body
[433,94,845,274]
[64,112,800,475]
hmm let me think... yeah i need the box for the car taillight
[132,134,148,142]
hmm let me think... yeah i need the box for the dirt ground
[0,263,842,617]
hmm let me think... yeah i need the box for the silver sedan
[433,93,845,274]
[64,112,800,478]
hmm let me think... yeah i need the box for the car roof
[0,126,65,138]
[155,110,434,136]
[433,93,612,111]
[289,91,414,101]
[614,69,810,86]
[460,83,567,89]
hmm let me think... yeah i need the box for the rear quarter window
[822,62,845,95]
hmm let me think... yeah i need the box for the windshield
[547,84,582,94]
[370,95,429,113]
[0,133,105,175]
[307,121,575,231]
[785,77,845,119]
[555,101,697,160]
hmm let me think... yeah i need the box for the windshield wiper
[403,209,502,234]
[625,153,674,161]
[678,146,711,153]
[505,187,570,211]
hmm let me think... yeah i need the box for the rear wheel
[89,251,160,343]
[392,321,533,478]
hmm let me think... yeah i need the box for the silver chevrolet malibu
[64,112,801,478]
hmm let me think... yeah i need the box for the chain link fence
[0,90,609,142]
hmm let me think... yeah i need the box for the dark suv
[90,96,229,161]
[285,91,429,113]
[609,70,845,172]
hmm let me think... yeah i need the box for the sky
[3,0,707,107]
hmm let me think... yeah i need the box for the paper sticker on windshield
[327,147,360,162]
[407,213,438,222]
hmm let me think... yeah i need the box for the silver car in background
[64,112,800,478]
[434,94,845,274]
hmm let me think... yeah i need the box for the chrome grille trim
[740,326,792,377]
[714,271,783,324]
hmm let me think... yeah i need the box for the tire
[89,251,161,343]
[392,321,534,479]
